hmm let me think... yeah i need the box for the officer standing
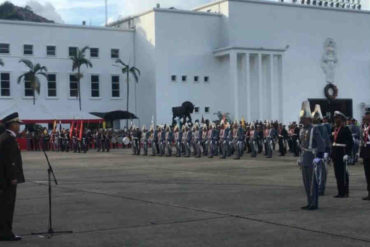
[360,112,370,200]
[0,112,25,241]
[331,111,353,198]
[298,101,325,210]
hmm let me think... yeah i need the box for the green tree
[17,59,48,105]
[70,46,92,111]
[115,59,140,114]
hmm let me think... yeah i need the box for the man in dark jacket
[331,111,354,198]
[360,112,370,200]
[0,112,25,241]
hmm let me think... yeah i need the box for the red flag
[69,121,75,139]
[79,121,84,140]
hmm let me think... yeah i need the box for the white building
[1,0,370,127]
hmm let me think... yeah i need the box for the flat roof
[0,19,133,32]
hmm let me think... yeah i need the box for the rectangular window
[205,107,210,113]
[91,75,100,97]
[0,43,9,54]
[47,46,56,56]
[204,76,209,82]
[24,44,33,55]
[69,74,78,97]
[182,75,187,82]
[69,47,77,57]
[25,74,33,97]
[0,73,10,96]
[194,76,199,82]
[112,75,120,97]
[90,48,99,58]
[194,107,199,113]
[47,74,57,97]
[111,49,119,58]
[171,75,176,82]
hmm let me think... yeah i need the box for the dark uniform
[0,113,25,241]
[360,124,370,200]
[331,112,354,198]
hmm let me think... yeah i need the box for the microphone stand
[32,147,73,239]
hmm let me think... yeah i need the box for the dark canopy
[90,111,138,121]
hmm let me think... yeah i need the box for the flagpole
[105,0,108,26]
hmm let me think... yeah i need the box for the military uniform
[360,123,370,200]
[0,113,25,241]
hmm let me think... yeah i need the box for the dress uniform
[0,112,25,241]
[360,112,370,200]
[331,111,354,198]
[312,105,331,196]
[298,101,325,210]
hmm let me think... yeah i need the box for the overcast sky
[1,0,369,25]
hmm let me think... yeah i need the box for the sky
[1,0,369,26]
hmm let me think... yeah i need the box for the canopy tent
[90,110,138,121]
[0,102,103,124]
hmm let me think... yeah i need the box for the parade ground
[8,150,370,247]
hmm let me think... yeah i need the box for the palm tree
[0,58,3,67]
[17,59,48,105]
[70,46,92,111]
[115,59,141,113]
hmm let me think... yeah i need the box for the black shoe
[0,235,22,241]
[301,205,310,210]
[307,206,318,210]
[319,192,325,196]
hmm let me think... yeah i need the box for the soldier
[142,126,149,156]
[0,112,25,241]
[298,101,325,210]
[234,122,245,160]
[202,124,208,156]
[150,125,158,156]
[278,124,288,156]
[219,121,228,159]
[360,112,370,200]
[290,122,300,156]
[312,105,331,196]
[159,125,166,156]
[174,125,182,157]
[185,125,192,158]
[96,129,102,152]
[331,111,353,198]
[166,126,174,157]
[349,118,361,164]
[208,123,216,158]
[194,123,202,158]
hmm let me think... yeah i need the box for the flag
[79,121,84,140]
[103,121,106,130]
[241,117,246,128]
[52,120,57,132]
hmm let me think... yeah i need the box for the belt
[333,143,346,147]
[302,148,316,153]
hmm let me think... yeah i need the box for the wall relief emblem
[321,38,338,84]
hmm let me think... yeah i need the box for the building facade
[1,0,370,127]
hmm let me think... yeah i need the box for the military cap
[1,112,23,125]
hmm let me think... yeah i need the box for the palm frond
[80,58,93,68]
[115,59,127,68]
[17,73,27,84]
[130,68,140,83]
[33,77,41,95]
[37,72,48,79]
[121,67,128,74]
[19,59,34,70]
[0,59,3,66]
[80,46,90,54]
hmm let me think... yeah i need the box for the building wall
[154,10,229,124]
[0,20,134,121]
[226,0,370,122]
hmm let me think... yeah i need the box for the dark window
[205,107,210,113]
[112,75,120,97]
[0,73,10,96]
[111,49,119,58]
[69,74,78,97]
[204,76,209,82]
[171,75,176,82]
[0,43,9,54]
[194,76,199,82]
[24,44,33,55]
[47,46,56,56]
[25,74,33,97]
[194,107,199,113]
[90,48,99,58]
[69,47,77,57]
[182,76,187,82]
[47,74,57,97]
[91,75,100,97]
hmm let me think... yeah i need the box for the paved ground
[5,150,370,247]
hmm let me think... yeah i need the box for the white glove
[313,158,321,164]
[324,153,329,160]
[343,155,349,162]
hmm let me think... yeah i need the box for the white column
[245,53,251,121]
[258,53,263,120]
[270,54,274,121]
[230,51,239,120]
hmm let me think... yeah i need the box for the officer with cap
[298,101,325,210]
[0,112,25,241]
[331,111,353,198]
